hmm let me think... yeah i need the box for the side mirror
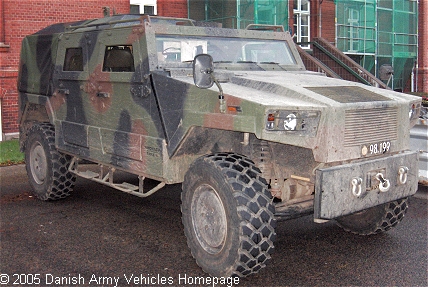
[193,54,214,89]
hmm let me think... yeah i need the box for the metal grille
[344,107,398,146]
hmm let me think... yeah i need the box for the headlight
[284,113,297,130]
[265,110,320,136]
[409,102,420,120]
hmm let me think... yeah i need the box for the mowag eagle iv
[18,14,421,277]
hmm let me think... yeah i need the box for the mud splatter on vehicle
[18,14,422,277]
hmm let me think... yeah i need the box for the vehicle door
[86,28,164,174]
[53,31,91,157]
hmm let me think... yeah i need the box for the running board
[68,158,165,198]
[274,195,314,221]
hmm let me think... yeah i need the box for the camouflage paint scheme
[18,15,421,219]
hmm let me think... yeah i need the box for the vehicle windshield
[156,35,297,66]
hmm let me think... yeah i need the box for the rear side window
[103,45,135,72]
[63,48,83,71]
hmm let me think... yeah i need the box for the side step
[68,158,165,198]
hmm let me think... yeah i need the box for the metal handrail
[312,38,389,89]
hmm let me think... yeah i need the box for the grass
[0,139,24,166]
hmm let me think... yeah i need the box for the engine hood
[221,70,416,108]
[158,69,421,163]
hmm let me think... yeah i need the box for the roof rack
[150,16,195,26]
[246,24,285,32]
[65,15,194,31]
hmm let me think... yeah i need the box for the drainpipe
[204,0,208,21]
[415,62,419,93]
[254,0,258,24]
[319,0,322,38]
[1,0,5,43]
[414,0,419,92]
[237,0,240,28]
[187,0,190,19]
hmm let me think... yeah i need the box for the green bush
[0,140,24,165]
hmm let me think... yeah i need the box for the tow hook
[351,177,363,197]
[376,173,390,192]
[398,166,409,184]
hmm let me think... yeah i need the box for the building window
[293,0,310,49]
[347,8,360,52]
[144,5,155,15]
[130,1,157,15]
[130,5,140,14]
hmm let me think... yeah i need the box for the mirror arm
[212,75,226,113]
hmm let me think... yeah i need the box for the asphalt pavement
[1,164,427,287]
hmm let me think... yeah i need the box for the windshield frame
[156,35,297,66]
[149,24,305,71]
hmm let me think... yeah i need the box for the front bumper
[314,150,419,220]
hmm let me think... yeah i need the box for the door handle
[97,92,110,98]
[57,88,70,95]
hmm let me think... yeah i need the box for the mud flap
[314,151,419,220]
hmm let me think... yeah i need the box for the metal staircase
[298,37,389,89]
[296,44,341,79]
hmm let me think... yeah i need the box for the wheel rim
[29,141,48,185]
[191,184,227,255]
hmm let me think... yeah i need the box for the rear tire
[335,198,408,235]
[24,123,76,201]
[181,153,276,277]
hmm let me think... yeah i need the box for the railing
[295,44,341,79]
[312,37,389,89]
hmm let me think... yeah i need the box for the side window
[63,48,83,71]
[103,45,135,72]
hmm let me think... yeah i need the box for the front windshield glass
[156,35,297,66]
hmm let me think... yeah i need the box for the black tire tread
[336,198,408,235]
[25,123,76,201]
[184,153,276,277]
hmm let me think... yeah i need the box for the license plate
[361,141,391,156]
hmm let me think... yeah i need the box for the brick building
[418,0,428,93]
[0,0,426,139]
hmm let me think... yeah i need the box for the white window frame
[130,0,157,15]
[348,8,360,52]
[293,0,311,49]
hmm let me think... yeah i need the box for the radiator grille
[344,107,398,147]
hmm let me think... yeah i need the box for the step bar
[68,157,166,198]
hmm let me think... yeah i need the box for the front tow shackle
[398,166,409,185]
[376,173,391,192]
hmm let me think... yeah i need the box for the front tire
[335,198,409,235]
[181,153,276,277]
[24,123,76,201]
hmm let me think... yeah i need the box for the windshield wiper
[236,61,265,70]
[259,62,286,70]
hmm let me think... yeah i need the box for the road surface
[1,164,427,286]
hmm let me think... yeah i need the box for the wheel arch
[172,126,252,158]
[19,100,54,151]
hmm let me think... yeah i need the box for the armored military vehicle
[18,14,421,277]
